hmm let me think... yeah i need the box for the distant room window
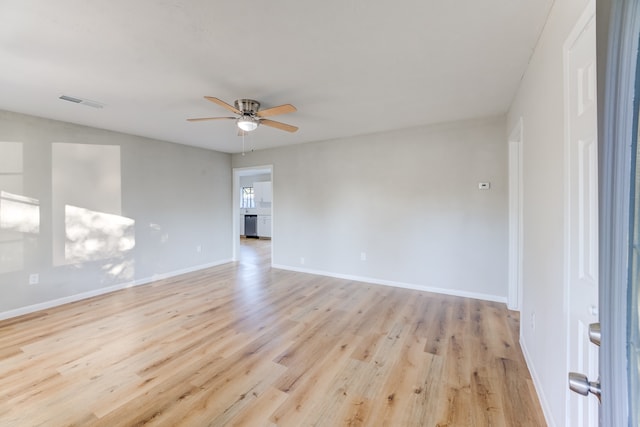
[241,187,255,208]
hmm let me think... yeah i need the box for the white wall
[233,117,508,301]
[0,110,232,318]
[506,0,589,425]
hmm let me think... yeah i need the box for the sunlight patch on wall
[102,258,135,279]
[64,205,135,264]
[1,191,40,233]
[52,142,128,269]
[0,141,28,274]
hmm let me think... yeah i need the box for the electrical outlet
[29,273,39,285]
[300,257,305,265]
[196,245,202,253]
[360,252,367,261]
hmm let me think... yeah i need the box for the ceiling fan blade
[187,117,236,122]
[256,104,296,117]
[204,96,241,114]
[260,119,299,133]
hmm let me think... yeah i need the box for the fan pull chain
[242,132,245,156]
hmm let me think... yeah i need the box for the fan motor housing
[235,99,260,115]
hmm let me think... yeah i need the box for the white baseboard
[520,336,555,427]
[0,259,233,321]
[271,263,507,304]
[2,259,506,319]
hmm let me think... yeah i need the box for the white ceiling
[0,0,553,154]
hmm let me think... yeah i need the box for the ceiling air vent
[59,95,104,109]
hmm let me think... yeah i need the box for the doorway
[232,165,273,263]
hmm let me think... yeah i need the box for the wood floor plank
[229,387,289,427]
[269,334,363,425]
[0,239,546,426]
[363,334,441,426]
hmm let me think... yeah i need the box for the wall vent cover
[59,95,104,109]
[59,95,82,103]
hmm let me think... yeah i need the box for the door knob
[568,372,601,401]
[588,322,601,346]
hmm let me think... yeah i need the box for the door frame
[598,0,640,425]
[232,164,274,262]
[508,118,524,311]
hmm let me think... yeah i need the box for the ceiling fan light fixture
[188,97,297,133]
[237,116,258,132]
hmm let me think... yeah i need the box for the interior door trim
[508,117,524,311]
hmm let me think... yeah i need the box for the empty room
[1,0,638,426]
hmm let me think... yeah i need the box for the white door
[564,2,599,425]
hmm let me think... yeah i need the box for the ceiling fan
[187,96,298,134]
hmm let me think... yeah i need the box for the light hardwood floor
[0,239,546,426]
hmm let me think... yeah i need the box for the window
[241,187,254,208]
